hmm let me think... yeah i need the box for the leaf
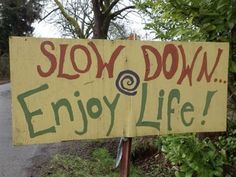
[185,170,194,177]
[216,1,228,10]
[228,22,235,29]
[229,61,236,73]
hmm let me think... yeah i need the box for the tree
[51,0,135,39]
[136,0,202,41]
[46,0,130,39]
[0,0,43,54]
[0,0,43,78]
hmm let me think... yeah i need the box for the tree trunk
[92,0,106,39]
[92,9,111,39]
[92,0,133,39]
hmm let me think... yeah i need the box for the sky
[33,20,61,38]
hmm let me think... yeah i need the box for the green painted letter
[74,91,88,135]
[51,98,74,125]
[167,89,180,131]
[17,84,56,138]
[137,83,160,130]
[181,102,194,126]
[87,98,103,119]
[103,94,120,136]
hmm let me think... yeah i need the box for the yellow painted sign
[10,37,229,145]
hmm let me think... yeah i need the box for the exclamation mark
[201,90,217,125]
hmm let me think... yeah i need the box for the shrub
[158,119,236,177]
[160,134,225,177]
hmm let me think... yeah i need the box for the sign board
[10,37,229,145]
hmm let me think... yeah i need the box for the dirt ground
[0,79,9,85]
[26,139,120,177]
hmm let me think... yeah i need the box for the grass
[40,148,143,177]
[36,137,176,177]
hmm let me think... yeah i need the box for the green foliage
[0,0,43,53]
[136,0,203,41]
[158,126,236,177]
[160,135,224,177]
[91,148,117,176]
[215,119,236,176]
[136,0,236,41]
[41,148,143,177]
[0,0,43,79]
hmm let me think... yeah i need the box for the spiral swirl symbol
[115,70,140,96]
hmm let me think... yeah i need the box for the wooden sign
[10,37,229,145]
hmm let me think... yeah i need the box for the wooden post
[120,138,132,177]
[119,33,137,177]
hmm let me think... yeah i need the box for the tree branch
[53,0,85,38]
[85,22,94,38]
[100,0,106,12]
[104,0,111,7]
[39,7,59,22]
[104,0,119,16]
[110,5,135,19]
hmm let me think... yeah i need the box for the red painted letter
[141,45,162,81]
[177,46,202,86]
[88,41,125,78]
[197,48,223,82]
[70,44,91,73]
[57,44,80,80]
[38,41,57,77]
[163,44,179,79]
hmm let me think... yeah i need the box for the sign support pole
[119,33,137,177]
[120,138,132,177]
